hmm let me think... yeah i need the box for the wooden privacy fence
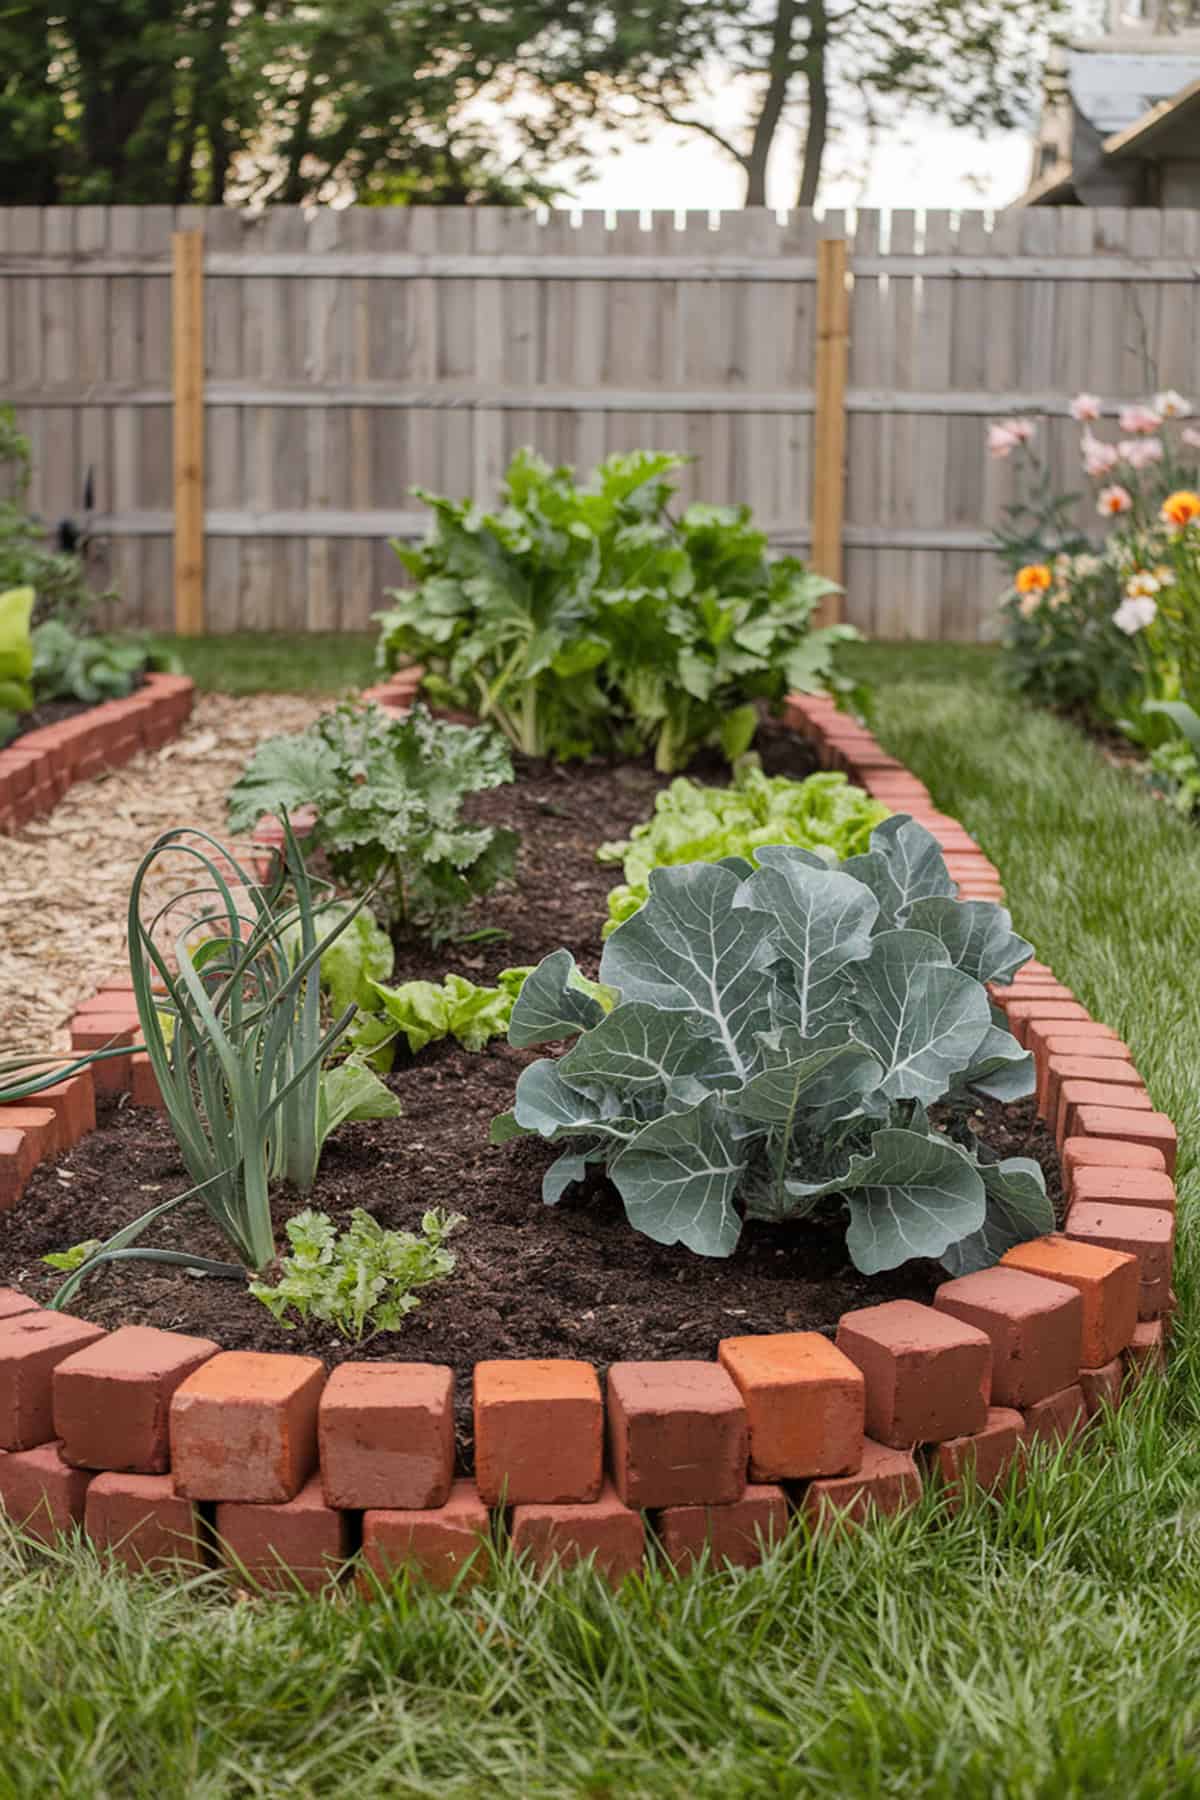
[3,204,1200,640]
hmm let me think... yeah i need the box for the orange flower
[1015,564,1053,595]
[1160,490,1200,528]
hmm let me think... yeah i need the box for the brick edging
[0,690,1176,1590]
[0,673,196,835]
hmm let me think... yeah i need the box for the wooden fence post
[172,230,205,636]
[810,237,849,625]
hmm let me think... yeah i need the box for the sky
[568,117,1034,213]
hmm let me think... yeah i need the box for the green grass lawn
[8,641,1200,1798]
[156,630,378,695]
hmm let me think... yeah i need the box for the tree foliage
[16,3,596,204]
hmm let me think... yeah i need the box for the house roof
[1017,70,1200,205]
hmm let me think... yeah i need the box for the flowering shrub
[988,393,1200,771]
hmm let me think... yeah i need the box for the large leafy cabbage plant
[376,448,855,770]
[494,816,1053,1274]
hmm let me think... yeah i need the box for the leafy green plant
[31,620,173,705]
[249,1206,463,1342]
[494,815,1051,1272]
[376,448,856,770]
[227,701,518,939]
[368,967,531,1054]
[0,404,116,629]
[2,818,400,1296]
[0,585,34,746]
[598,762,889,935]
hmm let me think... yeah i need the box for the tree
[546,0,1070,207]
[10,3,600,205]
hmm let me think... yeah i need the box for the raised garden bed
[0,673,196,834]
[0,696,1177,1591]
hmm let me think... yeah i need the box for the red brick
[511,1479,644,1587]
[1125,1319,1166,1378]
[0,748,45,796]
[1028,1020,1121,1071]
[69,1017,137,1097]
[1004,1001,1092,1047]
[1021,1383,1086,1449]
[0,1290,39,1323]
[993,980,1076,1008]
[216,1474,352,1592]
[1041,1055,1144,1126]
[318,1362,454,1510]
[0,1442,92,1543]
[933,1406,1024,1500]
[1062,1135,1167,1198]
[1035,1036,1132,1115]
[657,1484,789,1571]
[72,991,140,1019]
[474,1359,602,1505]
[835,1301,991,1447]
[171,1351,326,1502]
[1069,1107,1177,1176]
[128,1053,164,1110]
[361,1480,491,1592]
[55,1325,218,1473]
[0,1311,106,1449]
[717,1332,864,1479]
[1078,1358,1125,1417]
[1068,1164,1175,1215]
[1001,1236,1138,1366]
[85,1471,205,1570]
[606,1361,747,1508]
[801,1439,922,1532]
[0,1106,58,1162]
[1064,1201,1174,1319]
[1057,1079,1151,1142]
[2,1073,95,1149]
[933,1267,1082,1406]
[0,1127,38,1211]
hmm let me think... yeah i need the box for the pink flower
[1183,427,1200,451]
[1070,393,1102,423]
[1119,437,1164,470]
[988,417,1036,458]
[1082,433,1121,478]
[1098,485,1133,517]
[1118,404,1162,436]
[988,423,1020,459]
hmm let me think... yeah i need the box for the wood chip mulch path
[1,693,325,1054]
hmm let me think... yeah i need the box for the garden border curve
[0,691,1177,1590]
[0,673,197,835]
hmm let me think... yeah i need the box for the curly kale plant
[376,448,855,770]
[494,816,1053,1275]
[227,701,517,938]
[598,763,889,935]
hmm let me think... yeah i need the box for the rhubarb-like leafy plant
[227,701,518,939]
[376,449,855,769]
[494,816,1052,1273]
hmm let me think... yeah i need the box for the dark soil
[388,718,822,988]
[5,720,1062,1470]
[11,695,93,739]
[10,673,148,744]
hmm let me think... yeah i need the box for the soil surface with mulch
[4,720,1062,1469]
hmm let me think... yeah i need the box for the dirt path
[0,692,325,1052]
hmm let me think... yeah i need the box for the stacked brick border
[0,686,1177,1592]
[0,672,196,835]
